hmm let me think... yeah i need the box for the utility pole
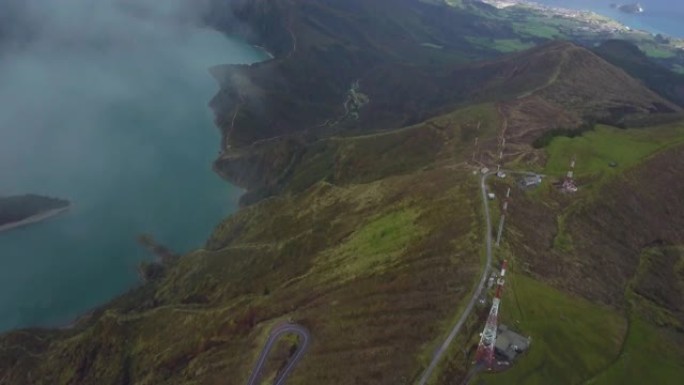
[495,187,511,247]
[562,155,578,193]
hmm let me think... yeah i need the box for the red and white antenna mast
[562,155,578,193]
[474,260,508,368]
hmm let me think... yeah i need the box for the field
[512,21,562,39]
[315,208,423,282]
[543,123,684,181]
[465,37,535,53]
[490,125,684,385]
[638,44,677,59]
[476,274,626,385]
[585,246,684,384]
[587,318,684,385]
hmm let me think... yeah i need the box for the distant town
[479,0,630,34]
[477,0,684,50]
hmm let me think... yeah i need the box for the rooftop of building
[495,324,531,361]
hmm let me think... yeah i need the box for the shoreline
[527,0,683,38]
[0,205,71,234]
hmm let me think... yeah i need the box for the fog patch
[0,0,246,196]
[0,0,265,331]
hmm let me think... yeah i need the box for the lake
[0,0,265,332]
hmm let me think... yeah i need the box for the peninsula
[0,194,70,233]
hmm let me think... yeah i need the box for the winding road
[245,323,310,385]
[415,172,496,385]
[244,170,535,385]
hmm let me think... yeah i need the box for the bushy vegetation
[531,120,595,149]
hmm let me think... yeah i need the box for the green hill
[594,40,684,107]
[482,121,684,385]
[2,1,684,384]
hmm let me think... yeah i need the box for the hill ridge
[210,36,680,201]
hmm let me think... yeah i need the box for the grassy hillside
[593,40,684,107]
[209,0,511,147]
[475,261,684,385]
[588,317,684,385]
[214,37,680,201]
[3,1,684,384]
[543,124,684,183]
[505,121,684,300]
[584,245,684,385]
[208,0,682,202]
[0,104,500,385]
[478,273,626,385]
[2,63,683,385]
[489,123,684,385]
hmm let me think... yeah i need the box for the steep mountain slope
[486,129,684,384]
[208,0,505,147]
[205,0,682,206]
[498,41,681,148]
[594,40,684,107]
[212,32,680,203]
[0,106,500,384]
[208,0,681,148]
[504,142,684,308]
[2,1,684,384]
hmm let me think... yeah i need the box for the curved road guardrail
[246,323,310,385]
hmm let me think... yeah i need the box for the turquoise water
[0,3,265,332]
[532,0,684,38]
